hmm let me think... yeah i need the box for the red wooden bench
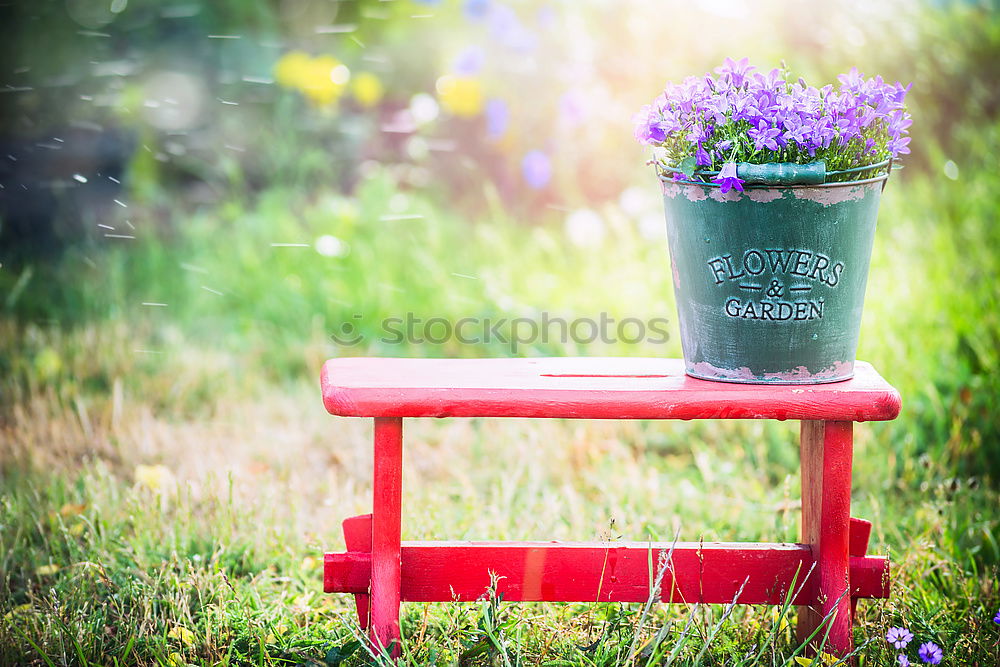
[320,357,901,658]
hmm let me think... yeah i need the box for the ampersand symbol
[766,280,784,298]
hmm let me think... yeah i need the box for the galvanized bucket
[660,161,891,384]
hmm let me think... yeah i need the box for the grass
[3,119,1000,667]
[1,379,997,665]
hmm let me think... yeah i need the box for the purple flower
[898,656,910,667]
[729,91,758,122]
[783,118,811,147]
[917,642,943,665]
[485,98,509,139]
[686,123,712,144]
[752,68,784,90]
[702,95,730,125]
[747,119,781,152]
[632,106,658,144]
[993,608,1000,624]
[886,627,914,649]
[713,161,743,194]
[463,0,491,20]
[811,117,835,149]
[838,67,865,91]
[453,46,485,75]
[633,60,912,174]
[695,143,712,167]
[521,150,551,189]
[488,4,537,52]
[715,57,755,89]
[887,135,911,156]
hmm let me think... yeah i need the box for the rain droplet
[315,235,347,257]
[943,160,959,181]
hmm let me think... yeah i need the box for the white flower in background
[618,186,652,217]
[389,193,410,212]
[315,235,348,257]
[409,93,440,125]
[406,136,430,161]
[564,208,606,247]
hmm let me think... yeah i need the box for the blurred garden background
[1,0,999,664]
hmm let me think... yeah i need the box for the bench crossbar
[325,539,888,604]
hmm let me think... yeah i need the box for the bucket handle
[656,158,894,185]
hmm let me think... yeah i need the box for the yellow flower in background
[793,653,840,666]
[35,564,60,576]
[274,51,312,89]
[167,625,196,646]
[302,55,350,107]
[59,503,87,517]
[134,463,174,491]
[33,347,62,382]
[3,603,32,620]
[436,75,484,117]
[274,52,350,107]
[351,72,384,108]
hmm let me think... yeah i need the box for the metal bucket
[661,165,889,384]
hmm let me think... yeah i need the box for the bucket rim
[658,172,889,190]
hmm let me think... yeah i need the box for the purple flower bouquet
[633,58,912,193]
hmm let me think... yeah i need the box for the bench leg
[371,417,403,658]
[797,420,854,657]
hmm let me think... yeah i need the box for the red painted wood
[341,514,372,630]
[797,421,854,656]
[848,517,875,627]
[848,555,889,599]
[321,357,901,421]
[323,541,889,603]
[370,418,403,656]
[848,517,873,557]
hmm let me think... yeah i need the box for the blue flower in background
[521,150,551,189]
[453,46,485,76]
[463,0,491,21]
[488,4,537,53]
[917,642,942,665]
[994,608,1000,624]
[485,98,509,139]
[886,627,914,649]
